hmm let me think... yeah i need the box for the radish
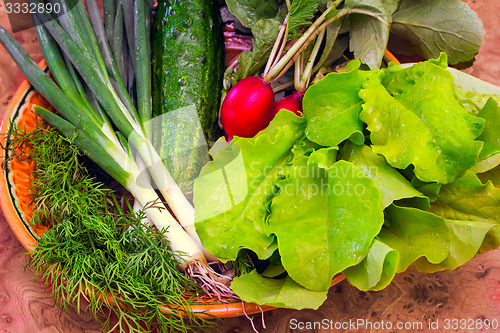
[220,76,275,140]
[273,91,304,117]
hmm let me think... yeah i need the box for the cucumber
[152,0,224,195]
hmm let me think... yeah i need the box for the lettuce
[341,142,428,208]
[230,270,328,310]
[359,59,485,184]
[343,239,399,291]
[303,60,370,147]
[267,156,384,291]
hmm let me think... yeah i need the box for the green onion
[133,0,152,137]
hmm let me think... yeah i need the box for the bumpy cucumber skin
[152,0,224,194]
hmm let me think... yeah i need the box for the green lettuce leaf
[303,60,372,147]
[410,177,441,202]
[341,142,427,208]
[359,59,485,183]
[476,98,500,161]
[391,0,484,65]
[312,20,345,73]
[447,66,500,97]
[267,157,384,291]
[343,239,399,291]
[435,171,500,223]
[478,164,500,188]
[230,270,328,310]
[454,87,497,115]
[413,219,496,273]
[378,205,450,273]
[193,111,306,261]
[380,0,399,13]
[431,171,500,253]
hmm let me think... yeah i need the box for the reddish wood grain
[0,1,499,333]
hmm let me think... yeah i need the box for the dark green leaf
[287,0,321,39]
[235,18,282,79]
[345,0,392,69]
[381,0,400,13]
[226,0,284,27]
[267,156,384,291]
[391,0,484,64]
[434,171,500,223]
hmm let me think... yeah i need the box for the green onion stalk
[0,0,232,298]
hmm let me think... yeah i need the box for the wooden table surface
[0,1,499,333]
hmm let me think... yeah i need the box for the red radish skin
[272,91,304,117]
[220,76,275,140]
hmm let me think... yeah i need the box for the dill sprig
[7,123,107,227]
[8,122,214,332]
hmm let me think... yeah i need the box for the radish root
[186,261,237,301]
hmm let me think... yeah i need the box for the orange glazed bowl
[0,61,280,319]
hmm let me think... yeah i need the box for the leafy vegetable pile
[193,54,500,309]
